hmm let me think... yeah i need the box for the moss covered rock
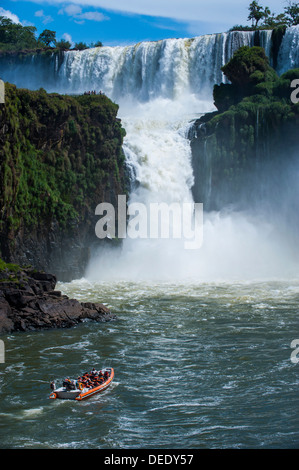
[190,47,299,211]
[0,83,129,280]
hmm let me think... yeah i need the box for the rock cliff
[0,83,129,280]
[189,47,299,214]
[0,259,116,334]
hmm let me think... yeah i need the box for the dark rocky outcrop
[189,48,299,213]
[0,262,116,334]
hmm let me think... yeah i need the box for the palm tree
[248,1,265,27]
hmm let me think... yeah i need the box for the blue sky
[1,0,287,46]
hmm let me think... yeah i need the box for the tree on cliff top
[221,46,276,87]
[248,1,269,28]
[38,29,56,47]
[230,1,299,31]
[284,1,299,25]
[0,16,37,49]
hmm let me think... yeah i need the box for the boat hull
[49,368,114,401]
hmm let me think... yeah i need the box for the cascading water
[2,29,299,450]
[276,25,299,75]
[58,28,298,281]
[1,27,299,280]
[58,30,266,99]
[77,29,297,281]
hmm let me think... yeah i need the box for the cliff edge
[0,259,116,334]
[0,83,129,281]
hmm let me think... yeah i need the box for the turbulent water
[1,28,299,449]
[0,279,298,449]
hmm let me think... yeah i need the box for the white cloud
[37,0,287,27]
[79,11,107,21]
[59,3,108,23]
[0,7,21,24]
[62,32,73,45]
[34,9,54,24]
[35,10,44,18]
[63,4,82,16]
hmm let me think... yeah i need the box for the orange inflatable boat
[49,367,114,401]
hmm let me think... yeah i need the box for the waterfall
[1,27,298,280]
[276,25,299,75]
[57,30,261,101]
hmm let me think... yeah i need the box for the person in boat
[50,381,56,391]
[91,368,97,375]
[63,378,76,391]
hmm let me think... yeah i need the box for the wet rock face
[0,267,116,334]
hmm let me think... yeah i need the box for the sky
[0,0,288,46]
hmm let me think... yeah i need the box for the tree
[56,39,71,50]
[248,1,266,27]
[90,41,103,47]
[0,17,38,50]
[214,46,279,111]
[262,12,288,28]
[38,29,56,47]
[74,42,88,50]
[221,46,276,87]
[284,1,299,25]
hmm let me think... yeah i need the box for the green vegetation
[192,46,299,207]
[230,0,299,31]
[0,16,103,53]
[213,46,299,112]
[0,257,20,274]
[213,46,278,111]
[0,83,128,245]
[38,29,56,47]
[0,16,38,51]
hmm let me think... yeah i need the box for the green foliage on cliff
[0,83,128,240]
[0,16,38,51]
[0,257,20,274]
[192,46,299,208]
[214,46,278,111]
[230,1,299,30]
[213,46,299,115]
[0,16,103,53]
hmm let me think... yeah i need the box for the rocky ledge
[0,263,116,334]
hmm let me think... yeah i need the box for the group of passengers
[83,90,103,95]
[76,368,109,390]
[51,368,110,391]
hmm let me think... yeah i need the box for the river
[0,278,298,449]
[1,28,299,450]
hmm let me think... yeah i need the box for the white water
[79,29,299,283]
[277,25,299,75]
[59,30,274,100]
[3,27,298,282]
[69,28,297,283]
[87,102,299,282]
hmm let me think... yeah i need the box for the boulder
[0,266,116,334]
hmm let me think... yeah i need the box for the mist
[86,96,299,283]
